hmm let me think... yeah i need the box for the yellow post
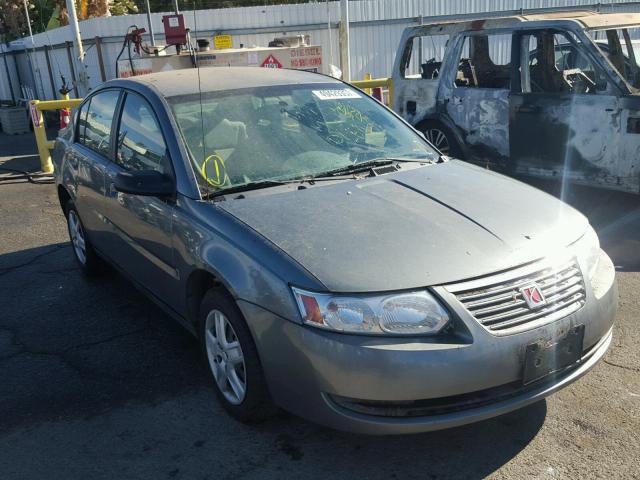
[30,100,54,173]
[364,73,372,95]
[350,77,394,108]
[29,97,83,174]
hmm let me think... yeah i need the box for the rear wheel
[199,289,277,422]
[65,201,102,275]
[421,122,464,159]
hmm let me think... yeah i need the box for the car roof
[415,11,640,33]
[117,67,342,98]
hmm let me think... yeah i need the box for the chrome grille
[449,260,586,335]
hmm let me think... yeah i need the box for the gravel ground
[0,131,638,479]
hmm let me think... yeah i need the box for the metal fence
[2,0,640,103]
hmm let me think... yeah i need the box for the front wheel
[421,122,464,159]
[199,289,277,422]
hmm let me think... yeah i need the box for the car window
[588,27,640,89]
[168,83,439,195]
[402,34,450,79]
[75,100,90,143]
[115,92,168,173]
[455,33,512,89]
[80,90,120,157]
[520,31,609,95]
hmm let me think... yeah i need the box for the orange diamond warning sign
[261,54,282,69]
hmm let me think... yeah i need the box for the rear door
[509,29,621,181]
[70,89,121,252]
[101,90,179,307]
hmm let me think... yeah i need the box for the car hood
[219,161,588,292]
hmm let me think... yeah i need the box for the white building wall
[2,0,639,101]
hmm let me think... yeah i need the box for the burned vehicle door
[442,32,513,164]
[394,31,450,128]
[509,29,623,188]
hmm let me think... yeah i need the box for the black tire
[420,121,465,160]
[64,201,102,276]
[199,289,277,423]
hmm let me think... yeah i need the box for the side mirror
[114,170,174,198]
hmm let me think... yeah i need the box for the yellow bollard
[29,97,83,174]
[30,100,54,174]
[364,73,372,95]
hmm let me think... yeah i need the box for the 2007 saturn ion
[53,68,617,434]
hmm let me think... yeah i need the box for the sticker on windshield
[312,89,362,100]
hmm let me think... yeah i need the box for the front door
[101,90,179,309]
[393,30,450,126]
[444,32,514,165]
[509,29,621,183]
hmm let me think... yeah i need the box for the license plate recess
[523,325,585,385]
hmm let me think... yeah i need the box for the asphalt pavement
[0,131,638,479]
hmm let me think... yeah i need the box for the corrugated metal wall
[2,0,640,101]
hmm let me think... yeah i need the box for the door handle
[68,154,78,169]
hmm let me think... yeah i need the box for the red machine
[162,14,188,48]
[127,27,147,54]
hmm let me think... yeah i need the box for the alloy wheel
[424,128,451,154]
[68,210,87,265]
[205,309,247,405]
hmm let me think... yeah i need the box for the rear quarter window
[79,90,120,157]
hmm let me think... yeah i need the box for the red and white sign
[261,54,283,69]
[30,103,41,128]
[290,46,323,72]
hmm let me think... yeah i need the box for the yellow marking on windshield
[202,153,230,187]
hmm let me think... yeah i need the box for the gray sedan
[53,68,617,434]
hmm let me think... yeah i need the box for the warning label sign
[261,55,283,69]
[29,103,40,128]
[290,46,322,70]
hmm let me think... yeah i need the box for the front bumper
[240,250,617,435]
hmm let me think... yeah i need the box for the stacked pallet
[0,107,30,135]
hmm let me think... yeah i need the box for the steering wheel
[280,151,349,176]
[563,69,596,94]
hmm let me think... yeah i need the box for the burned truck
[392,11,640,194]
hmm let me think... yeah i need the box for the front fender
[172,196,326,324]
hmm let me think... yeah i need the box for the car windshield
[167,83,438,195]
[588,26,640,90]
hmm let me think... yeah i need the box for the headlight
[291,287,450,336]
[573,225,601,279]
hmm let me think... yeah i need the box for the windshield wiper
[318,157,433,177]
[203,180,288,199]
[203,174,354,200]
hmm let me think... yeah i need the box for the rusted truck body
[392,11,640,194]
